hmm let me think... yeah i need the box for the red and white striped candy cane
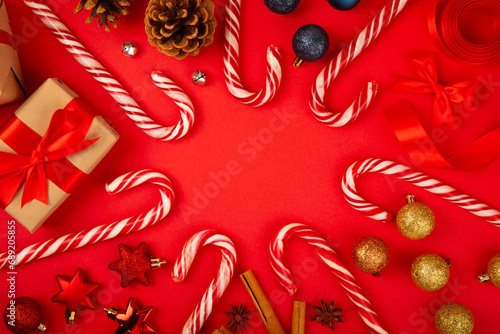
[309,0,410,127]
[0,170,175,269]
[270,223,388,334]
[24,0,195,141]
[151,71,195,139]
[224,0,282,107]
[172,230,236,334]
[342,158,500,225]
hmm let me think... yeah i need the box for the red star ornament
[108,242,165,288]
[51,267,99,324]
[107,297,155,334]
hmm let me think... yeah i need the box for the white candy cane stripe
[24,0,195,141]
[342,158,500,226]
[224,0,282,107]
[0,170,175,269]
[270,223,388,334]
[309,0,410,127]
[172,230,236,334]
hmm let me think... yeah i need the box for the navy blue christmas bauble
[292,24,330,65]
[264,0,300,14]
[327,0,360,11]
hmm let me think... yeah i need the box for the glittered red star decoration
[114,297,155,334]
[51,267,99,324]
[108,242,156,288]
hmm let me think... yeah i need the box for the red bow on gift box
[0,99,99,208]
[390,56,479,129]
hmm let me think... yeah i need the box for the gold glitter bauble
[352,236,389,276]
[487,254,500,287]
[435,303,474,334]
[411,254,450,291]
[396,194,435,240]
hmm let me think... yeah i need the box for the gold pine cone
[145,0,217,60]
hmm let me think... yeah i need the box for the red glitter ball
[108,242,153,288]
[3,297,45,334]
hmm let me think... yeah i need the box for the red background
[1,0,500,333]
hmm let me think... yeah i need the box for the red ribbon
[428,0,500,64]
[390,56,479,130]
[0,98,99,208]
[0,0,14,49]
[0,31,12,49]
[385,100,500,170]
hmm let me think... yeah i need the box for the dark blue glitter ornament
[327,0,360,11]
[292,24,330,67]
[264,0,300,14]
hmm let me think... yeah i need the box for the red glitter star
[114,298,155,334]
[109,242,154,288]
[51,268,99,323]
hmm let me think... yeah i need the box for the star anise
[312,300,343,331]
[225,304,251,331]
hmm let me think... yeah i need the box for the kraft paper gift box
[0,78,119,233]
[0,0,25,106]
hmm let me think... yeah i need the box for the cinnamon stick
[212,326,233,334]
[292,301,306,334]
[240,270,286,334]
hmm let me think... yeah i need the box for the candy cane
[310,0,410,127]
[224,0,282,107]
[24,0,195,141]
[173,230,236,334]
[151,71,195,140]
[0,170,175,269]
[270,223,388,334]
[342,158,500,225]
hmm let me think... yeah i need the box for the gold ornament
[411,253,450,291]
[435,303,474,334]
[351,236,389,276]
[396,194,435,239]
[478,254,500,288]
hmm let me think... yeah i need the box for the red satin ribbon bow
[0,102,99,207]
[390,56,479,130]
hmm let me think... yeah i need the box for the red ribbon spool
[429,0,500,64]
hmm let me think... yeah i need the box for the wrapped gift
[0,78,119,232]
[0,0,25,106]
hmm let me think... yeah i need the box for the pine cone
[75,0,132,33]
[145,0,217,60]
